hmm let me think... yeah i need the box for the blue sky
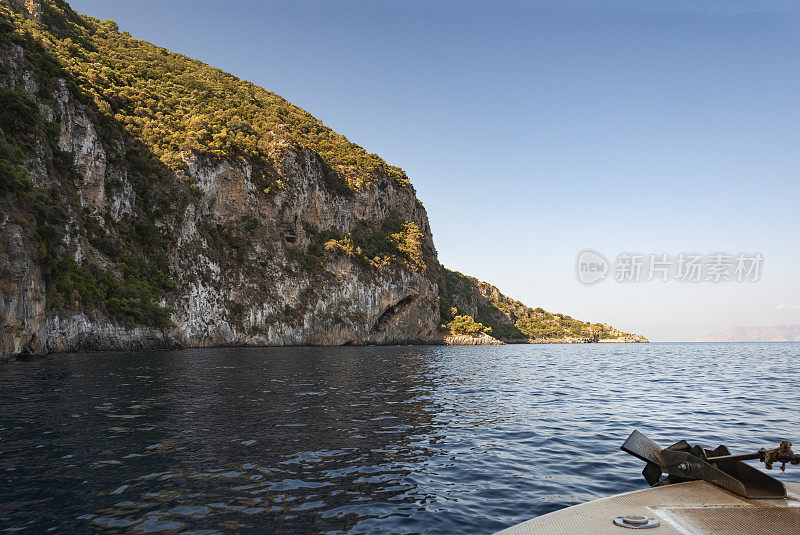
[67,0,800,341]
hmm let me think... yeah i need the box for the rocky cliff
[0,0,645,360]
[438,268,647,343]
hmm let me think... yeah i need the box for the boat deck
[496,481,800,535]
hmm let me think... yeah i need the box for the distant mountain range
[695,324,800,342]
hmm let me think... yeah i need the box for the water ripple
[0,343,797,533]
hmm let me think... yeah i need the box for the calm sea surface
[1,343,798,534]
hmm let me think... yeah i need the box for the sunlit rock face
[0,0,645,359]
[164,150,442,350]
[0,35,442,359]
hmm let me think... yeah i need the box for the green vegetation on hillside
[300,218,426,272]
[441,308,492,336]
[0,87,39,193]
[438,269,523,339]
[10,0,410,191]
[1,6,175,327]
[0,108,174,327]
[438,268,638,341]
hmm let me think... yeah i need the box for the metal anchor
[621,429,798,499]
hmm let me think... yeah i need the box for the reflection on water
[0,343,798,533]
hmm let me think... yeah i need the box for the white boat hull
[496,480,800,535]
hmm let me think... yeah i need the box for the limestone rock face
[443,333,504,346]
[0,43,442,359]
[0,1,647,359]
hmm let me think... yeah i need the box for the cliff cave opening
[370,294,421,334]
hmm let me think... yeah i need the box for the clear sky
[66,0,800,341]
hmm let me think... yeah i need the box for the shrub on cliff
[320,218,426,272]
[446,314,492,336]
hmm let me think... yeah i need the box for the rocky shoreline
[2,316,648,362]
